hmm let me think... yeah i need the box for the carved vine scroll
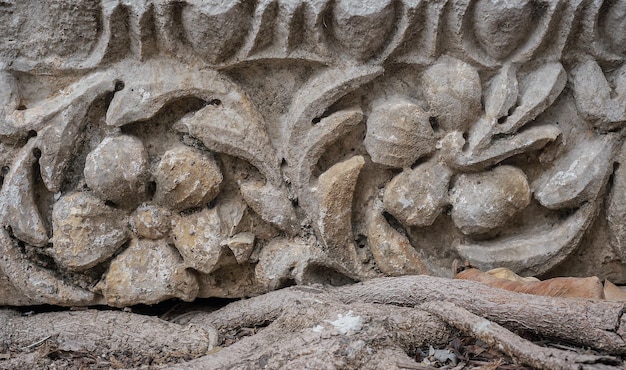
[1,0,626,306]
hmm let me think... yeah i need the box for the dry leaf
[455,268,604,299]
[485,267,539,282]
[604,280,626,301]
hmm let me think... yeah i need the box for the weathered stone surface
[364,97,435,168]
[99,238,199,307]
[52,192,129,271]
[171,207,229,274]
[153,146,223,212]
[84,135,150,206]
[450,166,531,235]
[383,160,452,227]
[422,57,482,133]
[129,204,172,240]
[2,0,626,306]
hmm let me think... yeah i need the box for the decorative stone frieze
[1,0,626,306]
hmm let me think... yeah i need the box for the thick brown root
[0,309,217,368]
[421,302,621,370]
[2,276,625,369]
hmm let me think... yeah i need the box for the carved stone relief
[1,0,626,306]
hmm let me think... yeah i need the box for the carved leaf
[451,125,561,171]
[0,228,97,306]
[174,103,281,187]
[294,108,363,195]
[315,155,365,269]
[571,59,626,129]
[366,205,429,276]
[39,76,117,192]
[0,139,48,247]
[533,133,619,209]
[239,180,298,235]
[456,202,595,276]
[484,64,518,121]
[285,64,382,203]
[3,72,116,139]
[495,62,566,135]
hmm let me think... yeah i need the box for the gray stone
[52,192,129,271]
[84,135,150,206]
[450,166,531,235]
[2,0,626,306]
[364,97,436,168]
[153,146,223,212]
[383,160,452,227]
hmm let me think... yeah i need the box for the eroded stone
[84,135,149,206]
[154,146,223,212]
[129,205,172,240]
[364,98,436,168]
[171,207,228,274]
[383,160,452,227]
[52,192,129,271]
[450,166,531,235]
[422,58,482,132]
[100,238,199,307]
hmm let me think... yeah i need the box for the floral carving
[1,0,626,306]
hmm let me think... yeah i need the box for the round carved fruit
[181,0,251,63]
[84,135,150,206]
[422,58,482,133]
[129,205,172,240]
[364,98,436,168]
[450,166,531,235]
[52,192,129,271]
[383,160,452,227]
[473,0,533,60]
[153,146,223,212]
[332,0,395,60]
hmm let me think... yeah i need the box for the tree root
[0,309,217,368]
[421,302,621,370]
[332,275,626,354]
[1,275,625,369]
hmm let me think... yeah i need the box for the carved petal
[533,133,619,209]
[171,208,228,274]
[0,228,97,306]
[495,62,566,134]
[453,125,561,170]
[315,156,365,269]
[101,239,199,307]
[52,192,129,271]
[0,139,48,247]
[484,64,518,120]
[456,202,595,276]
[367,206,429,276]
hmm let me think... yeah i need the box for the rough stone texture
[450,166,531,235]
[153,146,223,211]
[51,192,129,271]
[1,0,626,306]
[84,135,150,206]
[97,238,199,307]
